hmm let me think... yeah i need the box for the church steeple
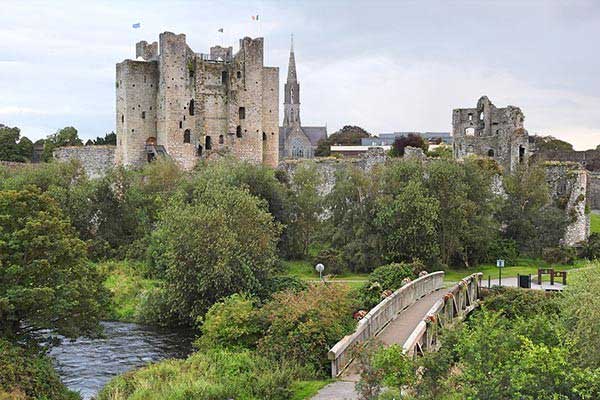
[283,34,300,127]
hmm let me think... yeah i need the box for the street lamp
[315,263,325,281]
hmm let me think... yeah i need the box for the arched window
[183,129,191,143]
[488,149,495,157]
[236,125,242,138]
[262,132,267,141]
[205,136,212,150]
[189,99,195,116]
[218,135,224,144]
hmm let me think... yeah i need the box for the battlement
[136,40,158,60]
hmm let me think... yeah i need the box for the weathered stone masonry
[115,32,279,170]
[53,145,116,179]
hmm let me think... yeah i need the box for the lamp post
[315,263,325,281]
[497,259,504,286]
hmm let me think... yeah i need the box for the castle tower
[283,35,301,127]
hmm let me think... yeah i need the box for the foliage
[258,284,356,375]
[533,135,574,152]
[358,262,419,309]
[375,179,439,264]
[314,248,345,275]
[196,293,264,350]
[41,126,82,161]
[485,238,519,266]
[542,245,577,265]
[426,145,453,159]
[582,232,600,259]
[0,125,33,162]
[314,125,371,156]
[0,339,80,400]
[91,131,117,145]
[499,164,569,256]
[148,180,281,325]
[388,133,428,157]
[96,347,305,400]
[481,286,561,319]
[561,266,600,368]
[0,188,108,338]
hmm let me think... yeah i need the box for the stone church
[115,32,280,170]
[279,38,327,159]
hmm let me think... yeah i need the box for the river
[48,321,194,400]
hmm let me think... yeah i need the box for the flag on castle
[218,28,223,32]
[132,22,141,29]
[251,15,259,20]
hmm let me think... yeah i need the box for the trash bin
[518,274,531,289]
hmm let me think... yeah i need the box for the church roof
[280,125,327,147]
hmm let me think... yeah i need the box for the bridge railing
[403,272,482,357]
[327,271,445,377]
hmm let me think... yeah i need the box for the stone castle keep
[453,96,529,172]
[115,32,279,169]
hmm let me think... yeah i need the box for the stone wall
[53,146,116,179]
[588,172,600,210]
[545,162,590,245]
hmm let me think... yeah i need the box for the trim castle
[115,32,279,170]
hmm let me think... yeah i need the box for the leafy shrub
[358,262,417,309]
[97,348,303,400]
[314,248,345,275]
[0,339,79,400]
[486,238,519,266]
[259,275,308,299]
[481,287,560,319]
[582,233,600,260]
[195,293,264,349]
[542,245,577,265]
[258,284,356,375]
[135,286,178,327]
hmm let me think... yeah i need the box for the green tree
[0,125,31,162]
[389,133,428,157]
[149,181,281,325]
[92,131,117,145]
[499,164,569,256]
[375,179,439,264]
[0,188,108,338]
[314,125,371,156]
[42,126,83,161]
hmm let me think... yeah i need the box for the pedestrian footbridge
[313,271,482,400]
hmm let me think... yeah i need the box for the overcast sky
[1,0,599,149]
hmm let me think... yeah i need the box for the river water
[47,321,194,400]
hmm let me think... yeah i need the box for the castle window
[219,134,224,144]
[131,129,135,132]
[488,149,495,157]
[116,82,119,88]
[239,107,245,120]
[183,129,191,143]
[465,127,475,136]
[205,136,212,150]
[262,132,267,141]
[189,99,195,116]
[236,125,242,138]
[468,114,473,121]
[144,75,146,83]
[237,71,241,79]
[197,145,203,156]
[479,112,483,121]
[221,71,228,84]
[132,84,135,87]
[142,111,146,119]
[121,115,124,123]
[519,146,526,163]
[179,121,183,129]
[496,129,500,135]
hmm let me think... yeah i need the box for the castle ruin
[453,96,529,172]
[115,32,279,170]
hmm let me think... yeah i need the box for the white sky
[1,0,599,149]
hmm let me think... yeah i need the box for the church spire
[287,34,297,83]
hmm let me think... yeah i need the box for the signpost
[315,263,325,281]
[496,259,505,286]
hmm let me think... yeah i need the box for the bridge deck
[312,288,447,399]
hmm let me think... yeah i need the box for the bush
[258,284,356,375]
[542,245,577,265]
[0,339,79,400]
[97,348,302,400]
[357,262,418,309]
[481,287,560,319]
[195,293,264,350]
[314,248,345,275]
[486,238,519,266]
[582,233,600,260]
[259,276,308,299]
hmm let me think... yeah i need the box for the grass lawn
[290,380,331,400]
[441,258,587,283]
[591,212,600,233]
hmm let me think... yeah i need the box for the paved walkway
[483,276,565,291]
[311,289,446,399]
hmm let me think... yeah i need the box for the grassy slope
[591,212,600,233]
[100,261,159,321]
